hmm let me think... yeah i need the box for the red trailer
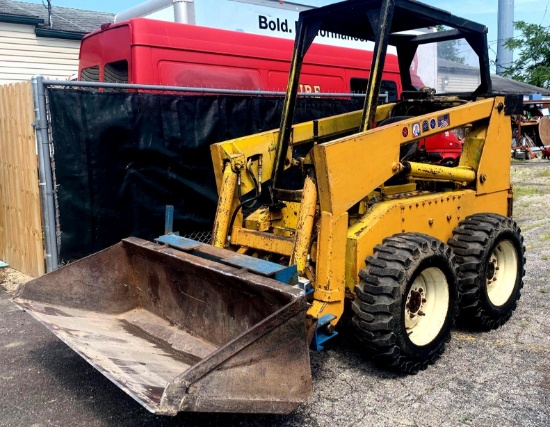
[79,18,405,101]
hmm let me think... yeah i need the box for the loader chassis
[14,0,526,415]
[211,95,515,337]
[209,0,524,373]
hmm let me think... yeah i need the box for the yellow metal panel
[212,165,238,248]
[314,132,400,216]
[315,211,348,292]
[473,192,509,213]
[459,135,486,170]
[290,175,318,275]
[292,104,395,144]
[476,96,512,195]
[211,132,280,195]
[231,227,295,256]
[346,202,402,290]
[210,144,226,194]
[307,211,348,323]
[292,110,361,143]
[374,103,395,122]
[274,201,301,230]
[313,98,495,216]
[244,207,273,232]
[346,190,509,290]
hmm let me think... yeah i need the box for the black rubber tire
[351,233,459,374]
[448,213,526,330]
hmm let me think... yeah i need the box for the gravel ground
[0,162,548,427]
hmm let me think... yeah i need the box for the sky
[21,0,549,32]
[20,0,550,58]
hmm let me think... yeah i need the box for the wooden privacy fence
[0,81,44,277]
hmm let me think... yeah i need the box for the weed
[540,287,548,294]
[542,254,549,261]
[535,168,550,178]
[522,223,543,232]
[514,187,542,197]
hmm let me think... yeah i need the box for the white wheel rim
[486,240,518,307]
[405,267,450,346]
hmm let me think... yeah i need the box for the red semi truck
[78,18,462,164]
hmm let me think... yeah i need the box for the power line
[541,0,550,26]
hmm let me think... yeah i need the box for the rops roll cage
[270,0,491,202]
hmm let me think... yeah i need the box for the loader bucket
[13,237,311,415]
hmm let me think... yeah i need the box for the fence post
[32,76,59,272]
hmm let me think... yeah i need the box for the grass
[514,187,543,197]
[540,288,548,294]
[542,254,549,261]
[525,244,544,249]
[541,231,550,242]
[521,222,547,232]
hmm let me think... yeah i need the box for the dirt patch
[0,267,32,294]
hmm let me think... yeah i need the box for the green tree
[436,25,465,64]
[503,21,550,89]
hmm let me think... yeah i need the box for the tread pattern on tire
[448,213,526,330]
[352,233,458,374]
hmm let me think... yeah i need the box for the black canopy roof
[293,0,491,96]
[299,0,487,45]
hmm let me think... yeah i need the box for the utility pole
[496,0,514,75]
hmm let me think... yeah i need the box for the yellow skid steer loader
[14,0,526,416]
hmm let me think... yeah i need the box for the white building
[0,0,113,84]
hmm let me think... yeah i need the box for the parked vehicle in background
[78,18,407,101]
[417,130,463,166]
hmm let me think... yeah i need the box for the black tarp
[48,89,362,261]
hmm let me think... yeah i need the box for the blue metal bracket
[223,255,298,284]
[164,205,174,235]
[155,234,202,250]
[154,233,298,285]
[156,207,299,285]
[310,314,338,351]
[295,277,314,296]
